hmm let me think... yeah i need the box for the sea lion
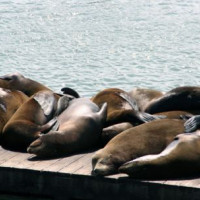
[0,88,29,140]
[91,88,162,127]
[92,119,185,176]
[128,88,164,111]
[145,86,200,114]
[27,98,107,158]
[100,110,193,146]
[101,122,134,146]
[0,72,52,96]
[1,90,63,151]
[119,131,200,179]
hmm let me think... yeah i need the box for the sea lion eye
[4,77,12,81]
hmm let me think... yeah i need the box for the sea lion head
[91,149,118,176]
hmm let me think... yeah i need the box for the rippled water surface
[0,0,200,97]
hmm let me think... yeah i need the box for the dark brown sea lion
[0,72,51,96]
[0,88,29,140]
[92,119,185,176]
[1,90,62,151]
[145,86,200,114]
[128,88,164,111]
[27,98,107,158]
[119,131,200,179]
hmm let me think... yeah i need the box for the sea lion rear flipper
[40,117,60,134]
[138,112,166,123]
[118,92,139,111]
[97,102,108,124]
[61,87,80,98]
[184,115,200,133]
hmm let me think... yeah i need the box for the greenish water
[0,0,200,98]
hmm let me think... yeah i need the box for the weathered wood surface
[0,146,200,200]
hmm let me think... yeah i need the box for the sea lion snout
[27,138,43,154]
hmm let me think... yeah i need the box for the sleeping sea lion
[100,110,194,146]
[27,98,107,158]
[1,90,63,151]
[91,88,163,128]
[92,119,185,176]
[145,86,200,114]
[119,131,200,179]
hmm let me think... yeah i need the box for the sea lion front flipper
[34,92,57,117]
[138,112,166,123]
[184,115,200,133]
[55,95,72,116]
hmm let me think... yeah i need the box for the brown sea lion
[145,86,200,114]
[0,88,29,140]
[92,119,185,176]
[0,72,52,96]
[1,90,63,152]
[27,98,107,158]
[100,110,193,146]
[101,122,134,146]
[91,88,163,128]
[91,88,140,126]
[128,88,164,111]
[119,131,200,179]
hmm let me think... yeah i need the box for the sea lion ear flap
[97,102,108,124]
[61,87,80,98]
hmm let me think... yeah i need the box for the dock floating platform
[0,147,200,200]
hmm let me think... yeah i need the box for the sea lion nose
[92,168,100,176]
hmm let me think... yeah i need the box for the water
[0,0,200,97]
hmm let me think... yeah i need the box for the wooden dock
[0,147,200,200]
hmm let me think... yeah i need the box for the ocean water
[0,0,200,97]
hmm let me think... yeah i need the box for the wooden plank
[0,150,19,165]
[73,153,94,175]
[45,154,85,172]
[0,152,30,167]
[59,153,93,174]
[28,157,61,171]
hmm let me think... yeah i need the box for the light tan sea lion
[145,86,200,114]
[128,88,164,111]
[92,119,185,176]
[27,98,107,158]
[119,130,200,179]
[0,88,29,141]
[1,90,62,151]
